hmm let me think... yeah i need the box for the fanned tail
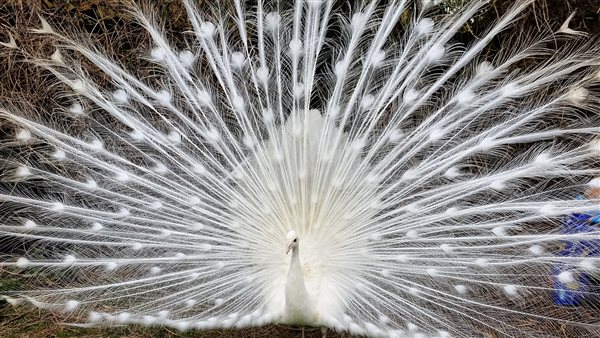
[1,1,600,336]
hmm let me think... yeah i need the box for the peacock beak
[286,242,293,254]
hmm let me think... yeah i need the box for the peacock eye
[293,239,297,242]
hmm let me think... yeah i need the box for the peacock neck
[284,244,315,324]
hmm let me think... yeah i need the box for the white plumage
[1,0,600,337]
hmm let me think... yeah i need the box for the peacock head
[286,230,298,254]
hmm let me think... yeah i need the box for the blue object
[551,202,600,306]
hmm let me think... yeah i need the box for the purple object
[551,208,600,306]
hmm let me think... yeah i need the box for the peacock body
[1,0,600,337]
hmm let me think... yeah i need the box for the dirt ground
[0,305,344,338]
[0,0,599,337]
